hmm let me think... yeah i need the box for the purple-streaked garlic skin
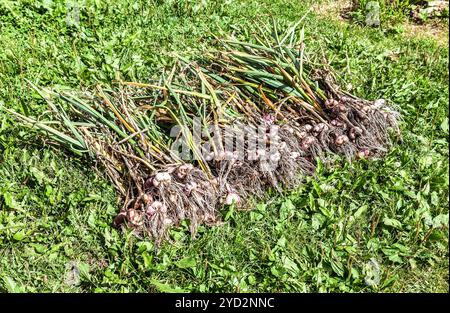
[146,206,156,217]
[325,98,339,109]
[127,209,144,226]
[335,135,349,146]
[262,114,276,125]
[301,136,316,150]
[332,104,348,116]
[324,99,333,109]
[108,86,397,240]
[144,178,153,190]
[339,104,348,113]
[176,164,193,179]
[357,149,371,159]
[151,201,163,211]
[313,123,327,134]
[330,119,345,128]
[349,132,356,140]
[364,149,371,158]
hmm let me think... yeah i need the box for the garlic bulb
[335,135,349,146]
[143,194,153,205]
[153,172,171,187]
[301,136,316,150]
[325,98,339,109]
[127,209,143,226]
[176,164,193,179]
[297,131,308,139]
[225,193,240,205]
[303,124,313,132]
[146,206,156,217]
[313,123,327,133]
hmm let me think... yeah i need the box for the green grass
[0,0,448,292]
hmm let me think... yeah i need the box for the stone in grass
[419,1,449,17]
[365,1,381,27]
[64,261,80,286]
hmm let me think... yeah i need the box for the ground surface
[314,0,449,45]
[0,0,448,292]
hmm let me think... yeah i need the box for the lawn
[0,0,448,292]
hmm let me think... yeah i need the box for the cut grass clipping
[2,21,400,243]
